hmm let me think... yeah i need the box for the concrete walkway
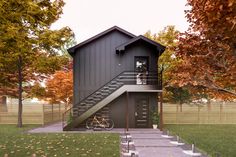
[28,122,63,133]
[29,123,207,157]
[28,122,126,133]
[125,129,207,157]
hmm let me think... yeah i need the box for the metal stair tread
[63,71,161,131]
[108,85,119,88]
[85,100,96,103]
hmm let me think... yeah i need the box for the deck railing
[62,71,162,128]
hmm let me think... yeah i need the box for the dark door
[135,57,149,84]
[135,98,149,128]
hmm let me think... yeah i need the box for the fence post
[176,104,178,124]
[42,104,44,126]
[220,103,223,123]
[59,103,61,119]
[52,104,54,122]
[198,105,200,124]
[207,102,210,123]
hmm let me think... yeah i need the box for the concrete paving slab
[28,123,207,157]
[127,129,207,157]
[28,122,63,133]
[133,138,177,147]
[131,133,166,138]
[136,146,192,157]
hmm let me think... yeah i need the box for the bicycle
[86,115,114,130]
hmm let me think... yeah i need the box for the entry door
[135,98,149,128]
[135,57,149,84]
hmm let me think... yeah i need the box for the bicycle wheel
[86,119,95,129]
[104,119,114,130]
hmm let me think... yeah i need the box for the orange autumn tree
[173,0,236,99]
[46,70,73,109]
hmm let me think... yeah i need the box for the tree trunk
[0,96,7,112]
[207,99,211,123]
[179,102,183,112]
[17,56,23,128]
[204,84,236,97]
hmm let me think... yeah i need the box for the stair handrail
[76,71,159,107]
[62,71,160,127]
[77,71,127,105]
[62,71,126,125]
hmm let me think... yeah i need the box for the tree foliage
[45,70,73,108]
[0,0,73,96]
[144,26,180,87]
[165,86,192,104]
[0,0,74,127]
[173,0,236,99]
[145,26,191,102]
[29,61,73,108]
[186,0,236,48]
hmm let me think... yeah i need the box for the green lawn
[165,124,236,157]
[0,125,119,157]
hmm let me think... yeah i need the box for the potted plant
[151,111,159,129]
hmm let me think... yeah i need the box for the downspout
[126,91,129,131]
[158,49,164,131]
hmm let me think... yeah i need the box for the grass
[165,124,236,157]
[0,125,119,157]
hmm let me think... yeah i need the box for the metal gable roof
[116,35,166,54]
[67,26,136,55]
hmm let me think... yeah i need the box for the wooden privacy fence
[43,104,66,125]
[163,102,236,124]
[0,103,66,125]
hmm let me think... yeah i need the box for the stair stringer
[64,85,161,130]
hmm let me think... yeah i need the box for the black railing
[62,71,162,128]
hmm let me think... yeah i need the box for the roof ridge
[68,26,136,55]
[116,35,165,54]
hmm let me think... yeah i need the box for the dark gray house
[63,26,165,131]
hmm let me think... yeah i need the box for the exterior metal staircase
[74,78,124,118]
[62,71,162,131]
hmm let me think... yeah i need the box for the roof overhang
[116,35,166,55]
[67,26,136,56]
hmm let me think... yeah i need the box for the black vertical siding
[73,30,159,104]
[73,31,133,104]
[108,92,157,128]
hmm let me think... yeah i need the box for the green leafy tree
[144,26,180,87]
[145,26,188,102]
[0,0,74,127]
[166,86,192,103]
[60,36,77,56]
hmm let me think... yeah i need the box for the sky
[51,0,190,43]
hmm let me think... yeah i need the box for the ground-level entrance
[107,92,158,128]
[135,97,149,128]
